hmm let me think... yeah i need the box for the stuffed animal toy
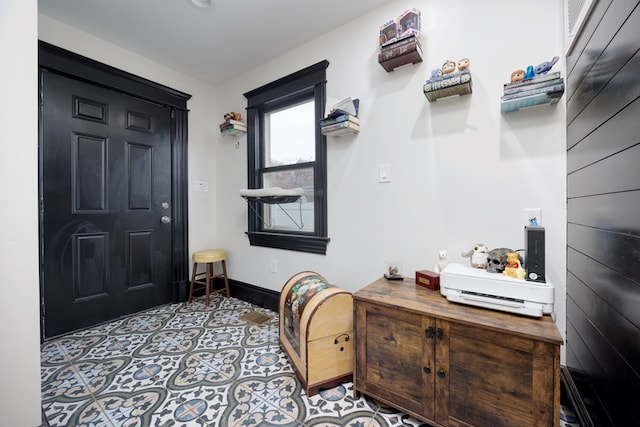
[434,249,448,273]
[461,244,489,269]
[503,252,526,279]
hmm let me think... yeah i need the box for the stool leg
[188,262,198,304]
[221,260,231,298]
[205,262,213,307]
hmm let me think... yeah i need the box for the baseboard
[561,366,594,427]
[213,277,279,313]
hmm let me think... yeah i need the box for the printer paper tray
[446,289,544,317]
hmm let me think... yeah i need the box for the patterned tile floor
[41,295,429,426]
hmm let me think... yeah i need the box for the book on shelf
[320,120,360,134]
[501,82,565,101]
[500,90,564,113]
[220,123,247,131]
[503,77,564,95]
[379,44,423,72]
[220,123,247,135]
[503,71,561,89]
[378,35,422,63]
[325,97,359,118]
[219,119,245,128]
[320,113,359,127]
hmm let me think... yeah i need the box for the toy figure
[461,244,489,269]
[434,250,448,273]
[503,252,526,279]
[534,55,559,75]
[523,65,536,80]
[457,58,470,72]
[486,247,518,273]
[429,68,443,81]
[511,69,525,82]
[442,60,456,75]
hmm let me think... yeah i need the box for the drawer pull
[423,366,432,374]
[437,370,446,378]
[425,327,436,338]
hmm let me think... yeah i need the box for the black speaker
[525,226,545,282]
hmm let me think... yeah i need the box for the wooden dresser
[353,277,563,427]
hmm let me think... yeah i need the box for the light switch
[379,163,391,183]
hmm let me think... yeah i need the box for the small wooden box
[415,270,440,290]
[279,271,353,396]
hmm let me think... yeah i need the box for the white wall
[0,1,42,426]
[38,14,220,257]
[215,0,567,345]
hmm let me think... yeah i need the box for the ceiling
[38,0,392,86]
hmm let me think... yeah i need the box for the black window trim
[243,60,330,254]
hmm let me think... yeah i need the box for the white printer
[439,263,554,317]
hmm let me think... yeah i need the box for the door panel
[42,71,173,338]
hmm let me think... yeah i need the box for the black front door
[41,70,174,338]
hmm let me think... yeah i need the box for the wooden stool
[188,249,230,307]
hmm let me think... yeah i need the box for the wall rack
[240,188,305,229]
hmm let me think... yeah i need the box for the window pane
[263,168,314,232]
[265,100,315,167]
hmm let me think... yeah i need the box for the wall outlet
[524,208,542,226]
[270,258,278,274]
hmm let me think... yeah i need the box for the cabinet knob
[425,327,436,338]
[437,369,446,378]
[423,366,431,374]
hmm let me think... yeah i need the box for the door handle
[161,216,172,224]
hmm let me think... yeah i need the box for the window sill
[246,231,329,255]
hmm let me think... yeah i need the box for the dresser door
[355,301,435,419]
[436,321,558,427]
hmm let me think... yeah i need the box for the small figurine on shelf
[457,58,470,73]
[534,55,559,76]
[511,69,526,82]
[434,250,448,273]
[503,252,526,279]
[523,65,536,80]
[429,68,443,81]
[486,247,517,273]
[442,60,456,75]
[461,243,489,269]
[384,261,404,280]
[224,112,243,121]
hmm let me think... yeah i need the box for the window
[243,60,329,254]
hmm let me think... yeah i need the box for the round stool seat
[193,249,226,264]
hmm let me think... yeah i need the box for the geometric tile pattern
[41,295,429,426]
